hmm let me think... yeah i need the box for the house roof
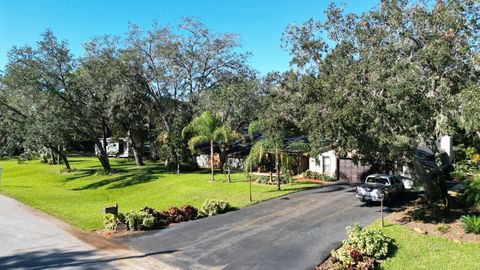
[194,133,310,158]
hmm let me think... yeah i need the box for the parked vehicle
[355,174,404,203]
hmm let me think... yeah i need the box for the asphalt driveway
[117,183,388,270]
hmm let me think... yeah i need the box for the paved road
[117,183,386,270]
[0,194,171,270]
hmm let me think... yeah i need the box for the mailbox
[103,203,118,215]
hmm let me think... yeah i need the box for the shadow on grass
[0,248,178,270]
[71,167,166,190]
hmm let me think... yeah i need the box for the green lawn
[374,222,480,270]
[0,156,318,231]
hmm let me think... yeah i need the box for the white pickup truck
[355,174,404,203]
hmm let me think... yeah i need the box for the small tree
[182,112,239,182]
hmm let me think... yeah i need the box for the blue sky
[0,0,378,74]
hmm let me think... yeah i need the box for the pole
[249,165,252,202]
[381,189,384,227]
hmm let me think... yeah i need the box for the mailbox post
[380,189,385,227]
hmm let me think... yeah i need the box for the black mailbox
[103,203,118,215]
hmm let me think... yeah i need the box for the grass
[0,156,318,231]
[372,222,480,270]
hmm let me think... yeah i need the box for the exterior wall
[196,154,210,168]
[338,159,373,183]
[228,157,244,171]
[308,150,337,177]
[196,153,221,169]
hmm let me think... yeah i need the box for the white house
[94,137,133,158]
[308,150,337,177]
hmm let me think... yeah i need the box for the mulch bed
[293,178,333,184]
[387,206,480,243]
[96,229,143,239]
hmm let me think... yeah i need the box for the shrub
[141,205,198,227]
[458,176,480,207]
[254,175,288,185]
[125,211,155,231]
[200,199,231,216]
[332,224,392,269]
[460,215,480,234]
[303,170,336,181]
[103,212,125,230]
[180,205,198,221]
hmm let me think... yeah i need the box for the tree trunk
[276,147,281,191]
[50,148,57,165]
[210,140,215,182]
[227,160,231,183]
[47,145,70,171]
[57,145,63,164]
[94,138,112,172]
[177,163,180,174]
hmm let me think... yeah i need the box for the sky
[0,0,378,74]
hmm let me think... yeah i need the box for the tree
[0,31,75,170]
[282,0,480,204]
[107,47,158,166]
[182,111,239,182]
[125,18,250,136]
[195,77,261,132]
[246,81,300,191]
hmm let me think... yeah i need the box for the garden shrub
[254,175,288,185]
[103,212,125,230]
[460,215,480,234]
[200,199,232,216]
[141,205,198,227]
[125,211,155,231]
[458,176,480,207]
[331,224,392,270]
[303,170,335,181]
[180,205,198,221]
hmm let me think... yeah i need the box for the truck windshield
[366,177,389,185]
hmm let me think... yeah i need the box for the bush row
[303,170,336,181]
[104,199,233,231]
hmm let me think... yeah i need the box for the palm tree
[182,111,239,182]
[246,121,284,191]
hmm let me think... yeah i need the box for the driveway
[0,194,171,270]
[117,183,388,270]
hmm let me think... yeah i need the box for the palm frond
[248,120,261,140]
[187,135,209,152]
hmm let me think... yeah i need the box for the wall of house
[228,157,244,171]
[196,154,221,169]
[308,150,337,177]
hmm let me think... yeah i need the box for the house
[94,137,151,158]
[193,134,454,184]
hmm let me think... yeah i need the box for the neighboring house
[309,150,337,177]
[94,137,151,158]
[192,134,454,184]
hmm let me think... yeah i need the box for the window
[322,156,331,174]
